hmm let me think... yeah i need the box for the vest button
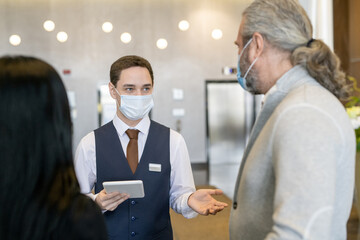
[131,232,136,237]
[131,216,136,221]
[131,200,136,205]
[233,202,237,209]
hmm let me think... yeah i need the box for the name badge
[149,163,161,172]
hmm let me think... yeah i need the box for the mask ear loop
[110,83,122,108]
[243,57,258,79]
[110,83,119,95]
[239,38,253,59]
[242,38,260,79]
[242,38,253,52]
[237,38,253,79]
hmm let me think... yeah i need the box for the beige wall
[3,0,352,163]
[0,0,251,163]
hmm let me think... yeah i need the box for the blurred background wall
[0,0,251,163]
[1,0,358,166]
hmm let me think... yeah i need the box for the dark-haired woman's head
[0,55,79,238]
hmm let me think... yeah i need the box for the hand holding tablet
[103,180,145,198]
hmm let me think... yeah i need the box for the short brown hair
[110,55,154,87]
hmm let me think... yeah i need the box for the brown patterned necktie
[125,129,140,174]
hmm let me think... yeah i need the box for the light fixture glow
[178,20,190,31]
[211,29,223,40]
[9,35,21,46]
[43,20,55,32]
[120,32,132,43]
[102,22,113,33]
[156,38,168,49]
[57,31,68,43]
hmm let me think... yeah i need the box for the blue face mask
[237,38,258,90]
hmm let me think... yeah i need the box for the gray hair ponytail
[292,39,348,99]
[242,0,349,99]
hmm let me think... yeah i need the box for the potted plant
[346,76,360,236]
[346,76,360,151]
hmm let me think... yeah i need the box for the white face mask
[113,88,154,121]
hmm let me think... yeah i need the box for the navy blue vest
[94,120,173,240]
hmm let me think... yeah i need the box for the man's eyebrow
[122,84,135,87]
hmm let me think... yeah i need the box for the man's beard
[240,51,261,94]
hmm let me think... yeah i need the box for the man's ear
[249,32,265,60]
[108,82,117,100]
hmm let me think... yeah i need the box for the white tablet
[103,180,145,198]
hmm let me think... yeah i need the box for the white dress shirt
[74,115,197,218]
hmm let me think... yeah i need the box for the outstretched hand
[187,189,228,215]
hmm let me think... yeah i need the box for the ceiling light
[43,20,55,32]
[156,38,168,49]
[9,35,21,46]
[178,20,190,31]
[102,22,113,33]
[212,29,223,40]
[57,31,68,43]
[120,32,132,43]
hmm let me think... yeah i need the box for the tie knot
[126,129,139,140]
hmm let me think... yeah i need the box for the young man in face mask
[75,55,227,240]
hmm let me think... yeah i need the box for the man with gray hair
[230,0,355,239]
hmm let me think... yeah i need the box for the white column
[298,0,334,50]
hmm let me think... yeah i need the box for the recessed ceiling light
[43,20,55,32]
[102,22,113,33]
[212,29,223,40]
[178,20,190,31]
[57,31,68,43]
[120,32,132,43]
[156,38,168,49]
[9,35,21,46]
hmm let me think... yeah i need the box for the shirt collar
[261,65,310,107]
[112,114,151,137]
[261,84,277,107]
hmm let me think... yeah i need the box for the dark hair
[110,55,154,86]
[0,56,80,239]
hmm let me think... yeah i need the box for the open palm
[188,189,228,215]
